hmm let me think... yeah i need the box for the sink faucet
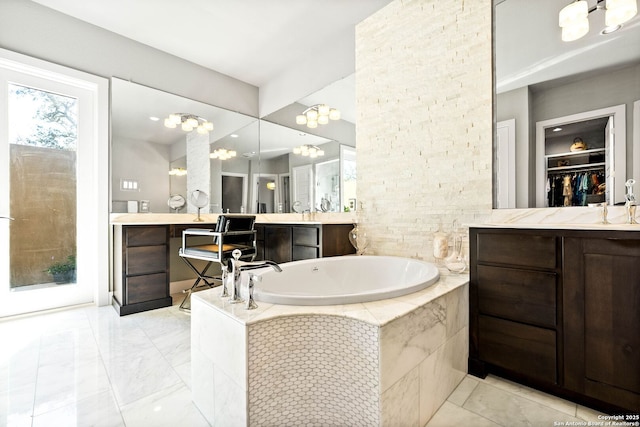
[625,179,637,224]
[228,249,282,304]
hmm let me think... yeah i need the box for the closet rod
[547,164,605,174]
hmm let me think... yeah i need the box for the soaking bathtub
[253,255,440,305]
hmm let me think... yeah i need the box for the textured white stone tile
[247,315,379,426]
[173,360,192,389]
[120,383,209,427]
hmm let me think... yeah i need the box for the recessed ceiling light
[230,134,239,138]
[601,24,622,35]
[553,127,563,132]
[149,116,160,121]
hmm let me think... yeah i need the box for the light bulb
[182,122,193,132]
[559,1,588,27]
[306,109,318,121]
[561,18,589,41]
[197,125,208,134]
[317,150,325,156]
[169,113,182,125]
[296,114,307,125]
[164,118,176,128]
[293,147,301,154]
[606,0,638,26]
[318,115,329,125]
[187,117,199,128]
[329,109,341,120]
[307,120,318,129]
[318,104,330,116]
[229,150,237,157]
[204,121,214,131]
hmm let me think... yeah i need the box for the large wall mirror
[111,78,258,214]
[494,0,640,209]
[111,75,356,215]
[261,74,357,213]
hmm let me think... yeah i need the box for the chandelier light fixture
[295,104,341,129]
[293,144,325,158]
[559,0,637,41]
[210,148,237,160]
[164,113,214,134]
[168,167,187,176]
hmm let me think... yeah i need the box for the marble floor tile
[120,383,209,427]
[482,374,577,417]
[426,401,500,427]
[0,303,616,427]
[32,390,124,427]
[446,375,480,407]
[463,382,587,426]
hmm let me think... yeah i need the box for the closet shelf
[545,148,605,160]
[547,162,605,172]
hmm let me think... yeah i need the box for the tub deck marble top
[192,269,468,327]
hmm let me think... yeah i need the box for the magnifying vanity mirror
[494,0,640,209]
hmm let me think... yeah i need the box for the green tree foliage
[11,85,77,150]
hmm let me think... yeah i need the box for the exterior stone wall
[355,0,493,259]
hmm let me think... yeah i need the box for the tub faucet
[228,249,281,303]
[625,179,637,224]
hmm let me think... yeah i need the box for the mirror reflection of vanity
[494,0,640,209]
[111,74,356,215]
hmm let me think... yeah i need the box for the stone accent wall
[355,0,493,259]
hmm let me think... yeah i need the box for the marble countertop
[484,205,640,231]
[110,212,357,225]
[192,268,468,328]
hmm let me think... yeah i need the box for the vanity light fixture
[266,182,276,190]
[559,0,637,42]
[168,167,187,176]
[164,113,214,134]
[210,148,237,160]
[293,144,325,158]
[295,104,340,129]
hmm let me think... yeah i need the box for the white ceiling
[30,0,393,88]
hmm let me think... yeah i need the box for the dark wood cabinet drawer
[126,245,167,275]
[126,273,168,304]
[478,315,557,384]
[292,226,320,246]
[477,232,556,269]
[126,226,167,246]
[293,245,319,261]
[477,265,557,328]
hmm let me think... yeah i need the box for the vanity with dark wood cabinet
[470,227,640,414]
[112,217,356,315]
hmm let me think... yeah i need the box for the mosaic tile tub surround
[190,273,468,426]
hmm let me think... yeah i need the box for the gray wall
[531,63,640,178]
[0,0,258,116]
